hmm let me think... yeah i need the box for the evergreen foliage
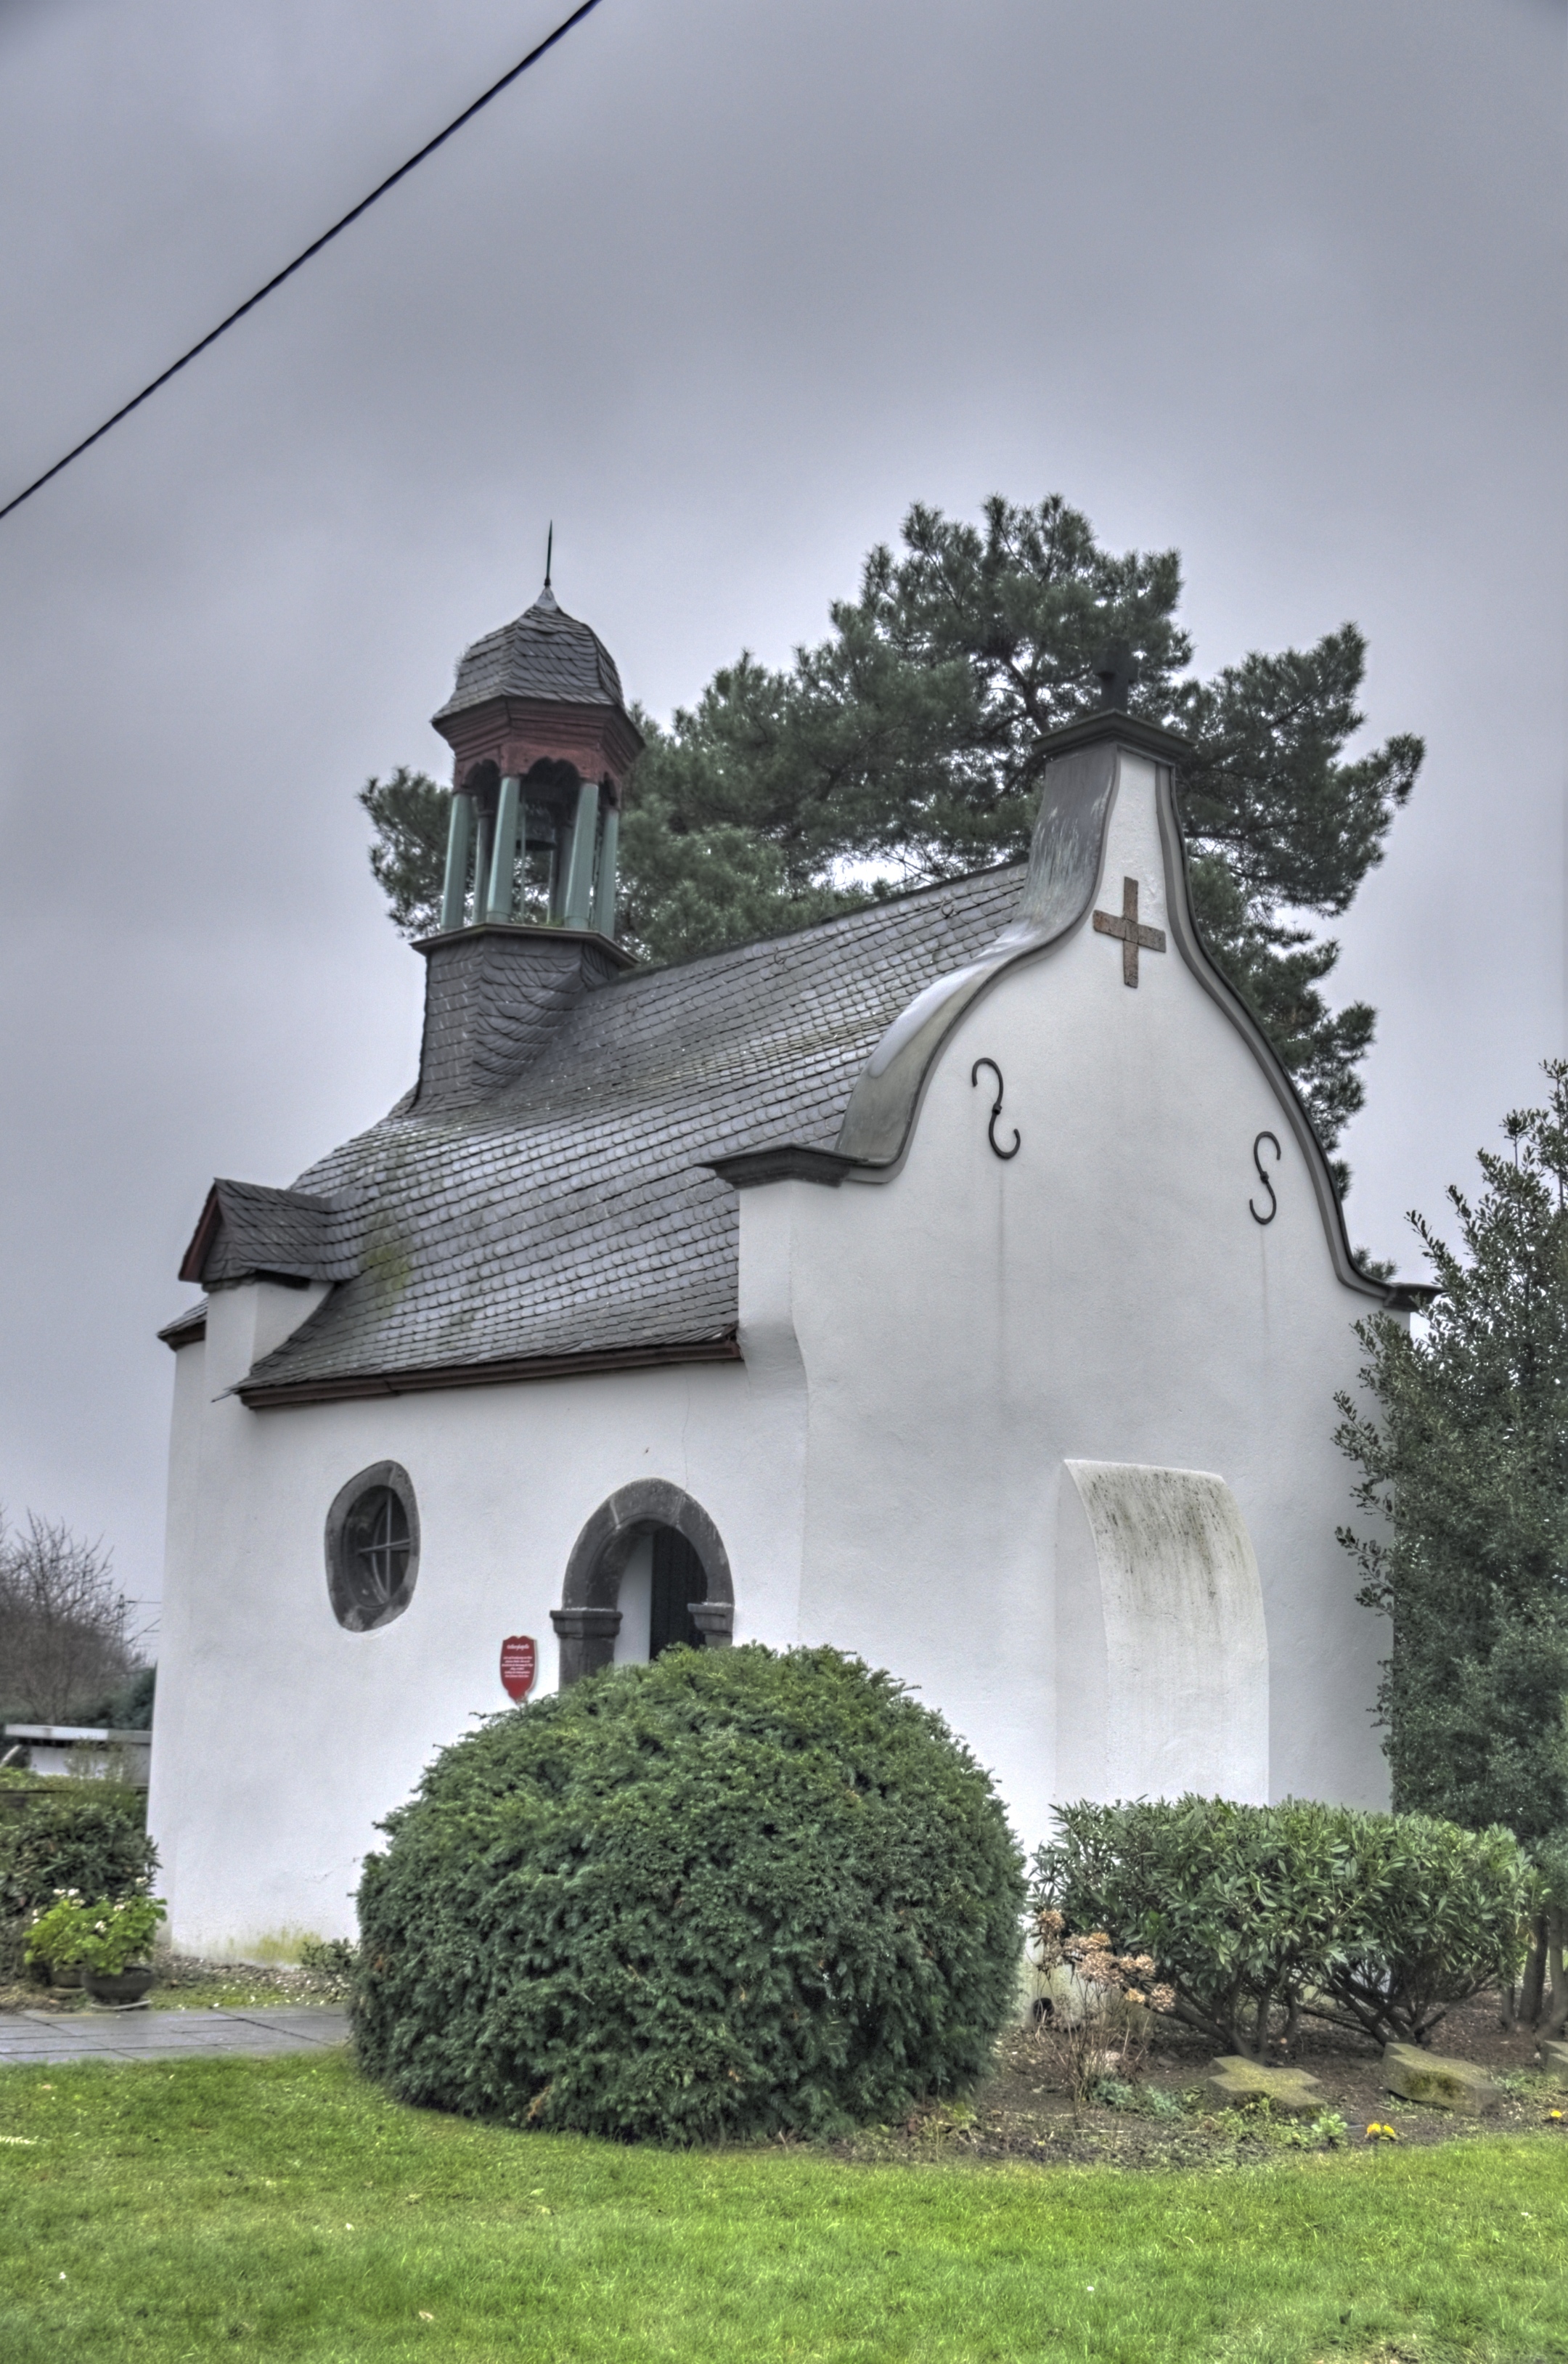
[75,1663,155,1732]
[354,1644,1025,2143]
[356,766,452,937]
[0,1784,155,1979]
[363,497,1420,1175]
[1335,1061,1568,1854]
[1034,1796,1532,2055]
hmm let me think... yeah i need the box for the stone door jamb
[550,1480,735,1686]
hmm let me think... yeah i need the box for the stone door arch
[550,1480,735,1687]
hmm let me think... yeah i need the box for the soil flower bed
[837,1990,1568,2171]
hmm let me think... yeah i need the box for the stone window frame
[551,1480,734,1686]
[324,1461,421,1634]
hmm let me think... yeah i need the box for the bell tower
[412,569,643,1110]
[428,566,642,938]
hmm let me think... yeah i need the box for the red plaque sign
[499,1634,537,1702]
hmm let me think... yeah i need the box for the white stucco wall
[745,749,1389,1854]
[151,744,1390,1950]
[149,1314,807,1954]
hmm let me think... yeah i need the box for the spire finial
[534,522,560,611]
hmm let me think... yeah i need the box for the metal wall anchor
[971,1059,1021,1160]
[1250,1130,1281,1224]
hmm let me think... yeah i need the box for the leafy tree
[1336,1064,1568,2031]
[363,495,1421,1171]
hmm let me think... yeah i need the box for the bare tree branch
[0,1505,144,1723]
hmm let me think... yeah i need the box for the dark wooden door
[648,1528,706,1658]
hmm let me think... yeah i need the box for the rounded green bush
[354,1644,1024,2141]
[1035,1795,1534,2053]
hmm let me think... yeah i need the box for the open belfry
[429,560,639,939]
[150,574,1419,1955]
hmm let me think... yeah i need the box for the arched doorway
[550,1481,735,1687]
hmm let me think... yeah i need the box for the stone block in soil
[1542,2039,1568,2089]
[1383,2041,1499,2115]
[1204,2057,1326,2115]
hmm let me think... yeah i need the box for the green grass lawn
[1,2051,1565,2363]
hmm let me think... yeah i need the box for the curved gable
[833,712,1406,1310]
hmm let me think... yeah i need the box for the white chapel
[147,581,1415,1957]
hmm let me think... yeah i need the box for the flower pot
[45,1962,84,1989]
[83,1966,155,2005]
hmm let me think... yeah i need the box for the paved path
[0,2005,350,2066]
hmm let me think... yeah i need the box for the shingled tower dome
[430,570,643,939]
[412,568,644,1110]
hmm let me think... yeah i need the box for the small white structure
[148,584,1417,1957]
[4,1727,152,1785]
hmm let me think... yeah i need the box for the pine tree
[1335,1065,1568,2027]
[357,767,452,937]
[362,495,1421,1174]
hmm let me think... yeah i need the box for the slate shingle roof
[237,865,1024,1401]
[157,1299,208,1348]
[432,587,625,721]
[194,1178,358,1287]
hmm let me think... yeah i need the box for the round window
[325,1462,420,1631]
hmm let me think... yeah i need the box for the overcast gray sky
[1,0,1563,1631]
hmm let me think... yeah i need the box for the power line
[0,0,607,525]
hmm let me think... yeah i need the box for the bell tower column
[438,792,473,932]
[562,778,601,929]
[591,801,620,937]
[483,775,523,922]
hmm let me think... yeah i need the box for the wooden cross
[1093,876,1167,987]
[1094,640,1138,712]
